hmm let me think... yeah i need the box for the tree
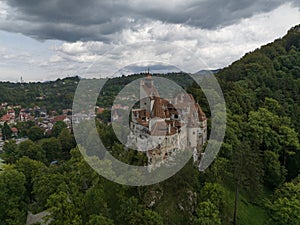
[193,201,221,225]
[263,151,286,189]
[96,109,111,124]
[263,97,281,114]
[33,173,67,210]
[116,196,164,225]
[15,121,35,137]
[2,140,17,164]
[267,197,300,225]
[2,122,12,140]
[17,140,46,162]
[15,157,46,201]
[0,108,6,117]
[46,191,82,225]
[82,185,108,220]
[117,197,144,225]
[278,125,300,166]
[28,126,44,141]
[0,165,27,225]
[51,121,67,138]
[204,157,232,186]
[39,138,62,162]
[247,108,281,151]
[143,210,164,225]
[86,214,114,225]
[232,142,264,225]
[199,183,227,221]
[58,128,76,158]
[267,177,300,225]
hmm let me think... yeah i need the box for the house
[0,114,15,125]
[8,109,15,117]
[11,127,18,137]
[54,115,71,128]
[19,109,32,122]
[127,73,207,171]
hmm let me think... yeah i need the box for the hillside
[0,72,193,113]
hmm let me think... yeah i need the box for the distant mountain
[194,69,221,75]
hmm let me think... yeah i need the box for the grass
[224,188,268,225]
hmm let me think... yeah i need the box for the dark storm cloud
[1,0,298,42]
[6,0,123,25]
[138,0,291,28]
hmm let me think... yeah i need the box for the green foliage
[57,128,75,159]
[247,108,280,151]
[28,126,44,141]
[199,183,226,212]
[0,77,79,112]
[82,184,108,219]
[267,176,300,225]
[2,122,12,140]
[117,197,164,225]
[39,137,62,163]
[96,109,111,123]
[204,157,232,184]
[15,121,35,137]
[2,140,17,163]
[17,140,46,163]
[0,108,6,117]
[51,121,67,138]
[263,151,286,189]
[232,141,264,201]
[267,197,300,225]
[0,166,27,225]
[143,210,164,225]
[193,200,221,225]
[33,172,67,210]
[15,157,46,201]
[86,214,114,225]
[46,191,82,225]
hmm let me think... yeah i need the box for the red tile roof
[11,127,18,133]
[54,115,67,122]
[1,114,12,122]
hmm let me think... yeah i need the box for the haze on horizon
[0,0,299,82]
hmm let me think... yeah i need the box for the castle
[127,73,207,171]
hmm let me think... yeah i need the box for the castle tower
[140,69,159,111]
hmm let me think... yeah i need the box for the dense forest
[0,72,194,115]
[0,25,300,225]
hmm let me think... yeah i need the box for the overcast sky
[0,0,299,82]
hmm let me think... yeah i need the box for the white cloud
[0,1,8,20]
[45,2,299,78]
